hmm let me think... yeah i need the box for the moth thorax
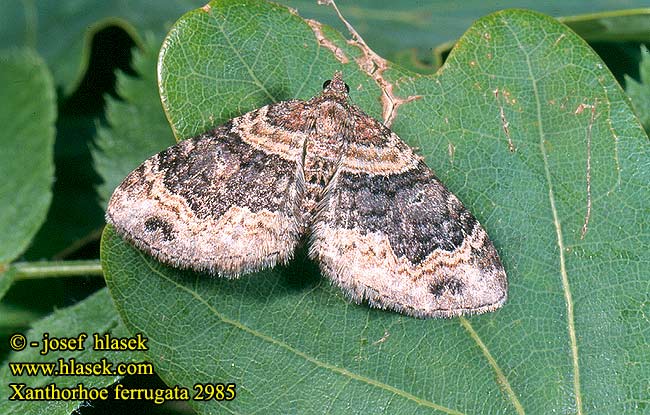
[315,101,353,134]
[304,157,336,188]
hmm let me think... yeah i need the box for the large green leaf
[93,33,175,207]
[0,289,144,415]
[101,1,650,413]
[278,1,650,67]
[0,48,55,264]
[626,44,650,132]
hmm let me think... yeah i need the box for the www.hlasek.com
[6,331,236,405]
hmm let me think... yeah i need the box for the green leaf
[0,268,17,301]
[626,44,650,132]
[93,33,176,207]
[0,288,144,415]
[0,48,55,265]
[3,1,649,93]
[433,9,650,72]
[102,1,650,413]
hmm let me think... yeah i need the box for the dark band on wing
[155,123,297,220]
[330,163,477,264]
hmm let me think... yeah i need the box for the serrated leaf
[0,48,55,265]
[626,44,650,132]
[93,33,175,207]
[0,288,144,415]
[0,0,207,94]
[102,1,650,413]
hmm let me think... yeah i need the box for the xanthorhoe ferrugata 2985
[106,72,507,318]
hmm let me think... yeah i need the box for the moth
[106,72,507,318]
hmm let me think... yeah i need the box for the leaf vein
[214,17,276,102]
[459,317,525,415]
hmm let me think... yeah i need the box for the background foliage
[1,1,649,414]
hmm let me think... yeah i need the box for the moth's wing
[310,130,507,318]
[106,104,306,277]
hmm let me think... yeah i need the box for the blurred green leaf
[15,2,202,260]
[280,1,650,73]
[562,8,650,41]
[0,48,55,265]
[3,1,649,93]
[24,26,137,260]
[100,1,650,413]
[0,288,143,415]
[0,0,206,95]
[0,302,40,332]
[626,44,650,132]
[434,9,650,72]
[0,268,17,301]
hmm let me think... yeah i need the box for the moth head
[322,71,350,101]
